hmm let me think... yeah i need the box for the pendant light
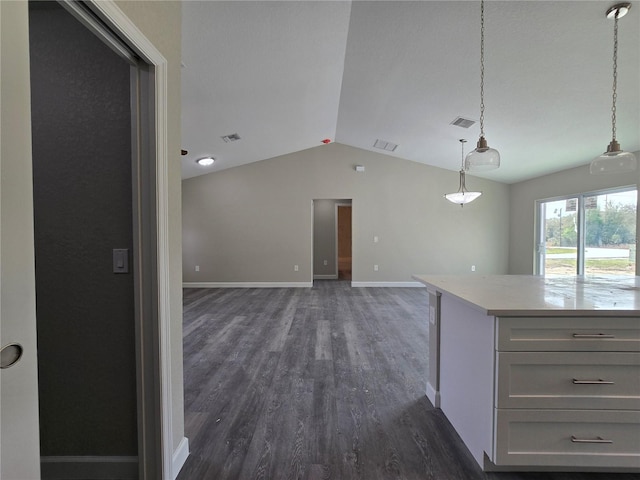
[590,3,637,174]
[465,0,500,171]
[445,139,482,206]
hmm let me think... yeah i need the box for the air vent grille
[373,139,398,152]
[450,117,476,129]
[222,133,241,143]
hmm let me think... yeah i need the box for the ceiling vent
[373,139,398,152]
[222,133,241,143]
[450,117,476,129]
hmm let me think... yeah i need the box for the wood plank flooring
[177,281,639,480]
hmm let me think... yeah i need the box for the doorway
[2,2,172,478]
[536,188,637,276]
[312,199,352,282]
[28,2,164,478]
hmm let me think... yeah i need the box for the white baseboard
[426,382,441,408]
[351,281,425,288]
[313,274,338,280]
[183,282,313,288]
[172,437,189,480]
[40,456,137,480]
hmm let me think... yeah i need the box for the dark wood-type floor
[177,281,640,480]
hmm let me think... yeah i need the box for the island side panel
[426,288,441,407]
[439,293,496,467]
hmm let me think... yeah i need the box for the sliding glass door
[537,188,637,276]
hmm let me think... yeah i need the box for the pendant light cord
[611,13,619,141]
[479,0,486,138]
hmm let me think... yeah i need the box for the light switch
[113,248,129,274]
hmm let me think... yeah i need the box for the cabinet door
[496,351,640,410]
[497,316,640,352]
[494,409,640,468]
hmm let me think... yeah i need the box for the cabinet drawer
[496,352,640,409]
[497,316,640,352]
[494,409,640,468]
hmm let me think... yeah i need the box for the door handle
[0,343,24,369]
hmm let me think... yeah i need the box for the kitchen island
[413,274,640,472]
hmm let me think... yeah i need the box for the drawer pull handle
[572,378,615,385]
[572,333,615,339]
[571,436,613,444]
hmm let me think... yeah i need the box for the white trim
[40,456,137,480]
[313,274,338,280]
[183,282,312,289]
[86,2,173,479]
[351,281,425,288]
[171,437,189,480]
[426,382,441,408]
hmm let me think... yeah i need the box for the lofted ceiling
[181,1,640,184]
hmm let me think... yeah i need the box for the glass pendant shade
[444,169,482,206]
[590,140,637,174]
[590,3,636,175]
[465,136,500,170]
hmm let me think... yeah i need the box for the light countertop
[413,274,640,316]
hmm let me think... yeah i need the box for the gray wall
[30,2,137,456]
[182,143,510,284]
[313,199,351,278]
[508,153,640,274]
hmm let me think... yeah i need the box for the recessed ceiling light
[196,157,215,166]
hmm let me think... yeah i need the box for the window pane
[584,190,636,276]
[543,198,578,275]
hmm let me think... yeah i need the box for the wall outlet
[374,264,379,271]
[323,260,328,266]
[471,265,476,272]
[294,265,299,271]
[195,265,200,272]
[374,236,379,243]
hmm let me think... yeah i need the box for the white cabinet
[493,316,640,469]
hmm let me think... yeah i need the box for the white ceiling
[181,1,640,184]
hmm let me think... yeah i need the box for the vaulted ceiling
[181,1,640,184]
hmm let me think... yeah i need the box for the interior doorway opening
[27,1,165,478]
[337,204,352,280]
[312,199,352,282]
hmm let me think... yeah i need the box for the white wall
[182,143,510,285]
[508,153,640,274]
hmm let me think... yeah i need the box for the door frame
[42,1,174,478]
[87,3,175,478]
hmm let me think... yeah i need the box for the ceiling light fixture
[196,156,215,166]
[590,2,637,174]
[465,0,500,171]
[445,139,482,206]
